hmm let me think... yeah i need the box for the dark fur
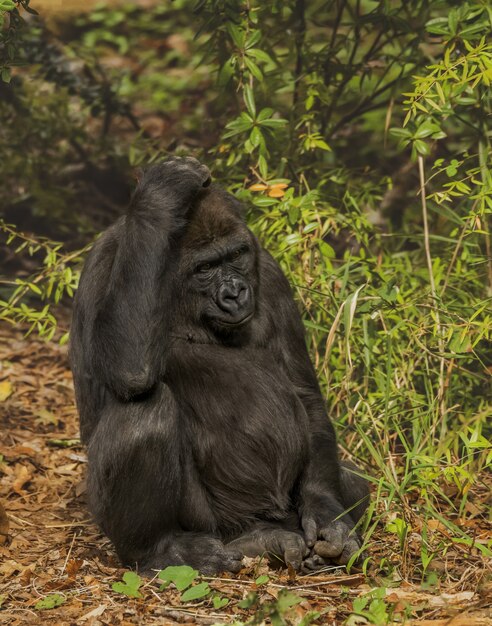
[70,157,369,574]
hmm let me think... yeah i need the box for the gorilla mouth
[214,312,254,328]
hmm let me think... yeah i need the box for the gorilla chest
[169,347,309,528]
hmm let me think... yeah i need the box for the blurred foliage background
[1,0,491,581]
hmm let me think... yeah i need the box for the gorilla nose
[217,280,249,314]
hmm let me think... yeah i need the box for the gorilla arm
[86,158,210,401]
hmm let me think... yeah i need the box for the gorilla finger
[226,538,261,558]
[225,557,244,574]
[302,517,317,548]
[161,156,210,186]
[224,548,244,562]
[313,539,343,559]
[180,157,211,186]
[208,551,243,575]
[301,554,328,573]
[334,539,361,566]
[319,520,353,549]
[283,538,307,571]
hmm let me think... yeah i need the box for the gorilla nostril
[218,282,250,314]
[237,287,249,306]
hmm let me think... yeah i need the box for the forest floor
[0,323,491,626]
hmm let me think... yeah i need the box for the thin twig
[441,200,478,296]
[418,156,446,430]
[61,531,78,575]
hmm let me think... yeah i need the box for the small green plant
[112,571,143,598]
[236,589,304,626]
[34,593,66,610]
[158,565,211,602]
[212,595,229,609]
[385,516,409,550]
[346,588,391,626]
[0,222,90,342]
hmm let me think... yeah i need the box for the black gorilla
[70,157,369,574]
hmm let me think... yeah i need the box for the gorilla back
[70,157,369,574]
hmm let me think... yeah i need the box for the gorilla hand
[302,514,362,566]
[130,156,211,222]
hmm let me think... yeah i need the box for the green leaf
[257,107,274,121]
[414,121,441,139]
[245,30,261,49]
[112,571,143,598]
[212,595,229,609]
[180,582,210,602]
[238,591,258,609]
[250,126,263,147]
[389,127,412,138]
[47,438,80,448]
[1,68,11,84]
[244,57,263,81]
[319,241,335,258]
[247,48,274,65]
[413,139,430,156]
[218,60,235,86]
[258,154,268,178]
[255,574,269,585]
[243,84,256,117]
[158,565,197,591]
[276,589,303,612]
[35,594,66,610]
[258,117,287,129]
[226,23,245,48]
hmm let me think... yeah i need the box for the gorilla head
[177,188,258,332]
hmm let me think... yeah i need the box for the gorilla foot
[228,528,308,571]
[138,535,244,576]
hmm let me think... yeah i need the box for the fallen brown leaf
[0,500,9,544]
[12,464,32,494]
[0,380,13,401]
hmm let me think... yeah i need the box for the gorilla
[70,157,369,574]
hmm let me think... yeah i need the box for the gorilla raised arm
[70,157,369,574]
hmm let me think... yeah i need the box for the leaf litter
[0,323,491,625]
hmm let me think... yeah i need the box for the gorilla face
[177,187,258,332]
[191,239,256,328]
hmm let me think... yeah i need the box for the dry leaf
[80,604,107,621]
[34,409,58,426]
[0,501,9,545]
[249,183,268,191]
[267,187,286,198]
[12,464,32,494]
[0,559,22,578]
[427,519,447,532]
[0,380,13,401]
[65,558,83,577]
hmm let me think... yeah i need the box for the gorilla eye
[232,246,248,259]
[197,263,211,273]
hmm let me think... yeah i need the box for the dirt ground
[0,324,491,625]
